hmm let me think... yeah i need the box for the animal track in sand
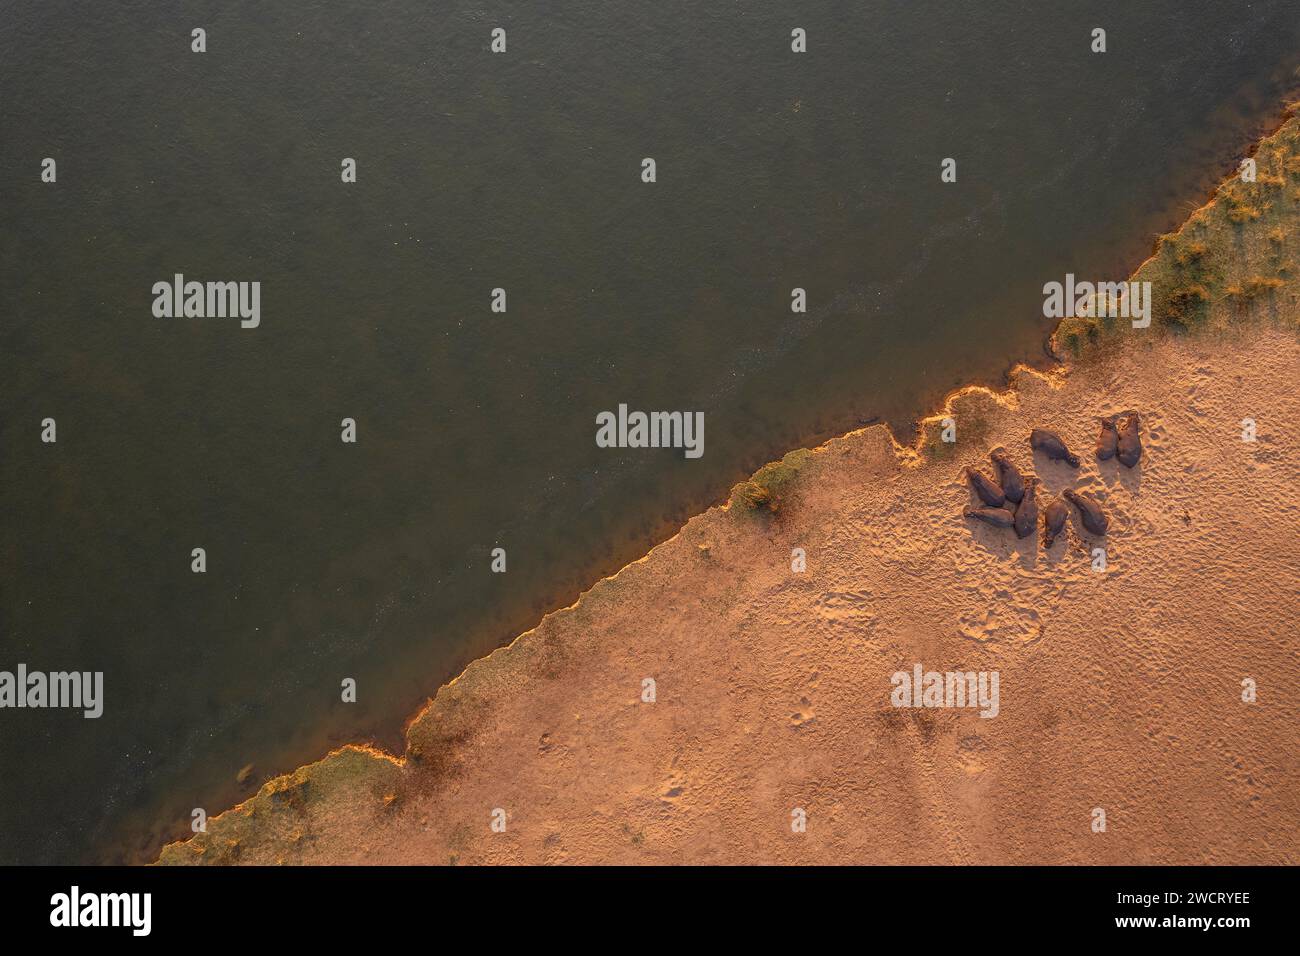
[1222,752,1265,805]
[660,771,687,802]
[790,696,816,730]
[813,589,879,638]
[1246,432,1281,471]
[957,572,1067,646]
[959,603,1044,645]
[1187,366,1216,417]
[956,735,988,776]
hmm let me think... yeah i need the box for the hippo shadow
[1035,483,1111,563]
[1068,512,1107,548]
[1030,450,1085,487]
[1095,454,1143,495]
[1038,532,1068,564]
[962,501,1040,569]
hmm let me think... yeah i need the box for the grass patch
[1175,240,1209,266]
[1053,314,1101,355]
[1158,283,1212,327]
[1225,275,1285,300]
[1227,201,1264,224]
[730,449,812,515]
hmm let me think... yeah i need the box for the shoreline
[158,103,1300,866]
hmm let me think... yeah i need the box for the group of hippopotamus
[962,413,1142,548]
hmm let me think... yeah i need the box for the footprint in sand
[790,695,816,730]
[956,735,988,776]
[1187,367,1214,418]
[1145,416,1167,450]
[813,589,879,639]
[959,603,1044,645]
[1246,432,1281,471]
[660,771,686,803]
[958,577,1063,645]
[1222,751,1265,805]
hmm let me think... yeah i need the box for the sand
[158,114,1300,867]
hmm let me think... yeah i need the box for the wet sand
[159,111,1300,867]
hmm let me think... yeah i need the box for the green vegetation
[1175,240,1209,265]
[923,405,992,460]
[1160,281,1212,328]
[1054,106,1300,356]
[1054,314,1102,353]
[155,745,400,865]
[1225,275,1286,300]
[730,449,813,515]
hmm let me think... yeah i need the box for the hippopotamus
[1042,497,1069,548]
[964,506,1016,529]
[1117,413,1142,468]
[1030,429,1080,467]
[965,466,1005,508]
[989,449,1026,504]
[1013,478,1039,539]
[1095,417,1118,461]
[1063,489,1109,535]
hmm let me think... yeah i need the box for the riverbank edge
[156,100,1300,865]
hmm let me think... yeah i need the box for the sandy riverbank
[159,111,1300,867]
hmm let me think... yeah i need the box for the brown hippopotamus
[1117,412,1142,468]
[1063,489,1109,535]
[1095,417,1118,461]
[1013,478,1039,539]
[964,506,1016,529]
[1042,497,1069,548]
[964,466,1006,508]
[989,449,1026,504]
[1030,429,1081,468]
